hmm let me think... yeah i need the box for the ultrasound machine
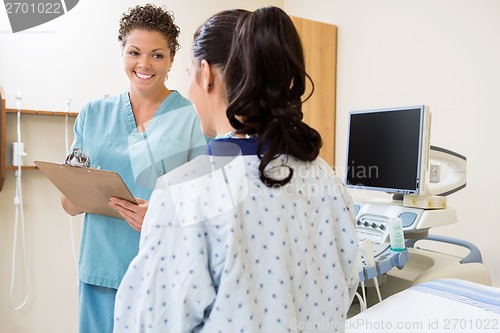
[345,105,491,309]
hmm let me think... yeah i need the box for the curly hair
[224,7,322,187]
[193,6,321,188]
[118,4,180,57]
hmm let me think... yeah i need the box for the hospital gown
[114,139,359,332]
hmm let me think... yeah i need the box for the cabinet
[0,86,78,190]
[291,16,337,167]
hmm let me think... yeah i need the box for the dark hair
[225,6,322,187]
[118,4,180,57]
[192,9,250,69]
[193,6,322,187]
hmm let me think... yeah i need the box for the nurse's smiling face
[122,29,174,94]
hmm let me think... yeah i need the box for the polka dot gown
[114,140,359,333]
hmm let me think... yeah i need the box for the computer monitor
[345,105,431,198]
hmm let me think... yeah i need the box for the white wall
[0,1,281,332]
[285,0,500,285]
[2,0,500,331]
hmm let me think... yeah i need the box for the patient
[113,6,359,332]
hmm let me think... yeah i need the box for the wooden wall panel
[291,16,337,167]
[0,87,5,190]
[0,86,78,191]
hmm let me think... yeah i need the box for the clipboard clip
[64,148,91,168]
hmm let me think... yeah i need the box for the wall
[2,0,500,331]
[284,0,500,286]
[0,1,281,332]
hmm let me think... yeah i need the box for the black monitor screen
[345,106,429,195]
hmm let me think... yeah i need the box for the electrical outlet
[12,142,27,166]
[430,163,441,183]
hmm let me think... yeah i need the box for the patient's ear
[200,59,213,92]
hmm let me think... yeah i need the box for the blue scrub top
[71,91,207,288]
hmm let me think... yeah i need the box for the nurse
[61,4,207,333]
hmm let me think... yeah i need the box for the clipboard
[34,160,137,219]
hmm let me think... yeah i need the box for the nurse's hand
[109,197,148,232]
[61,195,84,216]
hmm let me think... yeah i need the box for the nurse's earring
[165,68,171,82]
